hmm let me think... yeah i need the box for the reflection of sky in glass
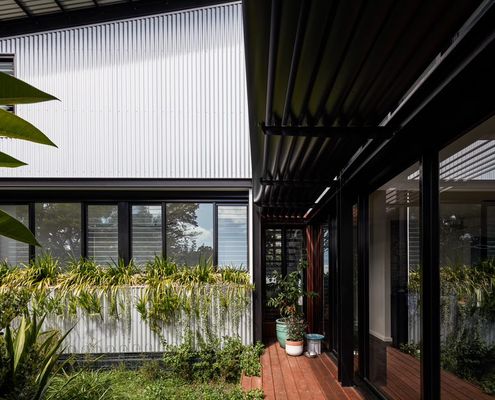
[194,204,213,247]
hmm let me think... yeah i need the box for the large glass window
[0,205,29,265]
[35,203,81,263]
[166,203,214,265]
[217,205,248,268]
[132,205,162,265]
[369,162,421,399]
[439,118,495,398]
[87,205,118,264]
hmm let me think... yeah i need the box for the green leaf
[0,72,58,104]
[0,208,40,246]
[0,108,57,147]
[0,151,27,168]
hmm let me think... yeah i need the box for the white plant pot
[285,340,304,356]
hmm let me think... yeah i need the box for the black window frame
[0,194,248,267]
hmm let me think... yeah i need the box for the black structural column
[337,188,354,386]
[357,194,369,379]
[329,208,339,355]
[420,150,440,400]
[253,206,263,342]
[118,202,130,264]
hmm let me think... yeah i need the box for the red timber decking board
[378,347,493,400]
[248,342,365,400]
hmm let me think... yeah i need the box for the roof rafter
[261,123,395,139]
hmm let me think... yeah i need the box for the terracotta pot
[285,340,304,356]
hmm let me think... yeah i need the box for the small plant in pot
[285,315,307,356]
[266,261,316,348]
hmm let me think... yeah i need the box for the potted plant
[266,261,315,348]
[285,315,307,356]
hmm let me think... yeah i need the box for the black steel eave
[0,0,234,38]
[262,124,394,139]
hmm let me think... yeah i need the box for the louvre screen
[217,205,248,268]
[131,205,162,265]
[87,205,118,264]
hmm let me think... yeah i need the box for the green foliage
[163,334,264,384]
[0,209,40,246]
[267,260,315,318]
[239,341,264,377]
[442,327,495,384]
[46,361,265,400]
[0,313,71,400]
[142,378,262,400]
[0,287,31,329]
[399,342,421,359]
[0,72,58,246]
[409,259,495,316]
[46,370,117,400]
[286,315,307,342]
[0,255,253,334]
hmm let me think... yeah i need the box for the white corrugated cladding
[0,2,251,178]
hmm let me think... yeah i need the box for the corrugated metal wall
[0,2,251,179]
[44,287,253,353]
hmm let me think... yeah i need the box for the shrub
[46,371,116,400]
[162,335,264,383]
[0,313,71,400]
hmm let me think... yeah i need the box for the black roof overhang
[242,0,486,220]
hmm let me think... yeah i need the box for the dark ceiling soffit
[261,123,395,139]
[310,2,495,222]
[0,178,252,190]
[0,0,232,38]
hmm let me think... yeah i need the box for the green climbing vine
[0,254,254,340]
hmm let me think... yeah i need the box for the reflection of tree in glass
[35,203,81,263]
[166,203,213,265]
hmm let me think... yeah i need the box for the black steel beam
[262,123,394,139]
[13,0,32,18]
[420,149,440,400]
[53,0,65,12]
[260,178,330,187]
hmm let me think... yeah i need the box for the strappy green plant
[0,72,58,246]
[1,312,72,400]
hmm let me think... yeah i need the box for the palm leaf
[0,72,58,104]
[0,151,27,168]
[0,208,40,246]
[0,108,57,147]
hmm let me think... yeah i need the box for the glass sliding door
[439,118,495,398]
[262,226,306,338]
[368,162,421,399]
